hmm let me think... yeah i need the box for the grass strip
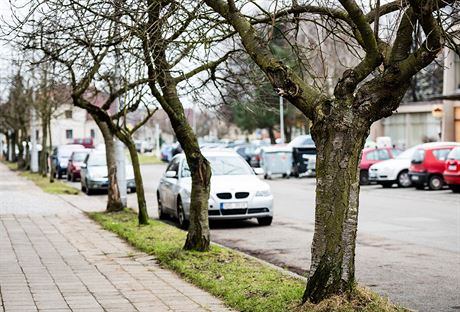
[89,210,407,312]
[1,160,18,171]
[136,153,163,165]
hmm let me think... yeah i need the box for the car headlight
[255,190,271,197]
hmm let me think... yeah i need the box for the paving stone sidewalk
[0,163,233,312]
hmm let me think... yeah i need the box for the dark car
[234,144,256,164]
[67,150,90,182]
[51,144,86,179]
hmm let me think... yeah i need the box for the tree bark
[123,136,149,225]
[267,126,276,144]
[303,109,369,303]
[96,119,124,212]
[40,116,48,177]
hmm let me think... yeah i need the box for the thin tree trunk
[6,132,11,162]
[302,115,368,303]
[267,126,276,144]
[124,136,149,224]
[11,131,17,163]
[96,119,124,212]
[48,117,55,183]
[40,116,48,177]
[17,130,25,169]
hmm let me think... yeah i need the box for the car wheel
[428,175,444,190]
[257,216,273,226]
[130,187,136,193]
[67,173,71,181]
[381,182,393,188]
[449,185,460,193]
[85,180,93,195]
[81,183,86,192]
[71,174,77,182]
[57,170,62,179]
[157,193,166,220]
[397,170,411,188]
[177,198,189,230]
[359,170,369,185]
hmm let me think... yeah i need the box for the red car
[409,142,460,190]
[444,146,460,193]
[359,147,401,185]
[67,150,89,182]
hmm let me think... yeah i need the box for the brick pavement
[0,163,233,312]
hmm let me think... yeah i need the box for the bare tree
[205,0,460,303]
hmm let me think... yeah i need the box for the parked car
[66,150,90,182]
[51,144,86,179]
[135,140,154,153]
[443,146,460,193]
[157,150,274,228]
[409,142,460,190]
[72,138,94,149]
[80,151,136,195]
[288,135,316,177]
[359,147,401,185]
[234,144,257,164]
[368,146,417,188]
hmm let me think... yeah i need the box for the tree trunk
[40,117,48,177]
[124,136,149,225]
[97,120,124,212]
[17,130,25,169]
[48,118,55,183]
[267,126,276,144]
[302,113,369,303]
[11,131,17,163]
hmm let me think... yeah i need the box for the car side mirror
[254,167,264,175]
[165,170,177,178]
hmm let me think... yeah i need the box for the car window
[181,160,191,178]
[166,158,180,173]
[447,147,460,160]
[181,155,253,177]
[378,149,390,160]
[87,154,106,166]
[412,149,425,163]
[72,152,88,162]
[366,151,377,160]
[391,149,401,157]
[432,148,451,161]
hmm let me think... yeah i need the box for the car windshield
[288,135,314,147]
[181,155,254,177]
[59,149,74,158]
[396,147,416,159]
[87,154,106,166]
[72,151,88,162]
[447,147,460,160]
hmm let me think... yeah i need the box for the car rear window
[411,149,425,163]
[447,147,460,160]
[432,148,451,161]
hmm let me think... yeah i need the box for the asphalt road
[68,164,460,312]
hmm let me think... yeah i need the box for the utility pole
[155,123,161,158]
[279,96,285,143]
[114,0,127,207]
[30,105,38,172]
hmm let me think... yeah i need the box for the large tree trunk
[124,136,149,225]
[97,120,124,212]
[303,112,369,303]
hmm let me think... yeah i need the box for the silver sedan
[156,150,274,228]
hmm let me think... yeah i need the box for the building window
[65,110,73,119]
[90,129,95,139]
[66,129,73,139]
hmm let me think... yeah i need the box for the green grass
[89,210,407,312]
[20,171,80,195]
[1,160,18,171]
[136,153,163,165]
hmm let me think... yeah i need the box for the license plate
[220,202,247,209]
[411,176,419,181]
[448,164,457,171]
[369,172,377,178]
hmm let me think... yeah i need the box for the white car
[156,150,274,228]
[368,146,417,188]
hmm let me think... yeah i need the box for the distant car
[80,151,136,195]
[72,138,94,149]
[66,150,90,182]
[234,144,257,164]
[156,150,274,228]
[368,146,417,188]
[287,135,315,147]
[443,147,460,193]
[287,135,316,177]
[51,144,86,179]
[135,140,154,153]
[409,142,460,190]
[160,144,173,162]
[359,147,401,185]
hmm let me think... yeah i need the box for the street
[67,163,460,312]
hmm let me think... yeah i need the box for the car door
[80,154,89,188]
[159,157,180,212]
